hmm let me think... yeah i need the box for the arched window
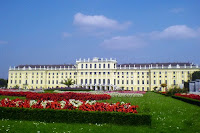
[108,64,110,68]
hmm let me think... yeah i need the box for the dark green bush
[166,87,188,96]
[0,107,151,126]
[172,95,200,106]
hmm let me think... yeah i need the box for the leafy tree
[192,71,200,81]
[61,78,75,87]
[161,83,167,91]
[13,85,19,89]
[0,79,8,87]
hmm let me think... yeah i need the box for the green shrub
[0,107,151,126]
[166,87,188,96]
[172,95,200,106]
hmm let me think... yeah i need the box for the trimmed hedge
[0,107,151,126]
[172,95,200,106]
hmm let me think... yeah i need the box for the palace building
[7,57,200,91]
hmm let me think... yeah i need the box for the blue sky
[0,0,200,78]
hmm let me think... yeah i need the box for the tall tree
[0,79,8,87]
[61,79,75,87]
[192,71,200,81]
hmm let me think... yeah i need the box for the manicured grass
[0,95,26,100]
[0,92,200,133]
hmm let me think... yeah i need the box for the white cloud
[62,32,71,38]
[100,25,200,50]
[149,25,199,39]
[170,8,184,14]
[0,41,8,44]
[100,36,146,50]
[73,13,131,30]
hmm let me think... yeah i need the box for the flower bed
[0,91,111,100]
[54,90,145,97]
[175,93,200,101]
[0,98,138,113]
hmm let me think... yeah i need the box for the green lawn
[0,92,200,133]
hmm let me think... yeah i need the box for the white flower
[60,101,66,109]
[30,100,37,107]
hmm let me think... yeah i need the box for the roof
[117,63,194,67]
[16,64,75,68]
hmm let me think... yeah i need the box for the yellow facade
[8,57,200,91]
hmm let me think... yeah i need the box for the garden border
[0,107,151,126]
[171,95,200,106]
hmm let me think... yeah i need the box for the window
[147,87,149,91]
[165,71,167,74]
[103,79,105,84]
[142,87,144,91]
[127,80,128,84]
[53,73,54,75]
[147,80,149,84]
[11,80,12,84]
[138,80,139,84]
[154,72,156,74]
[90,79,92,84]
[81,79,83,84]
[159,80,161,84]
[66,72,67,75]
[147,72,149,75]
[103,72,106,75]
[90,64,92,68]
[131,80,133,84]
[99,72,101,75]
[127,87,128,90]
[118,72,119,75]
[174,80,176,85]
[37,73,38,75]
[32,80,34,84]
[32,72,34,75]
[182,80,184,84]
[81,72,83,75]
[154,80,156,84]
[122,72,124,75]
[142,72,144,75]
[94,72,97,75]
[48,80,50,84]
[108,79,110,84]
[99,79,101,84]
[182,71,184,74]
[137,87,140,91]
[114,79,116,85]
[173,71,175,74]
[95,64,96,68]
[159,72,161,74]
[165,80,167,84]
[103,64,105,68]
[108,72,110,75]
[86,64,87,68]
[131,72,133,75]
[19,80,21,84]
[99,64,101,68]
[36,80,38,84]
[85,72,87,75]
[70,73,71,75]
[131,87,133,91]
[57,73,58,75]
[94,79,96,84]
[41,80,43,84]
[15,80,17,84]
[122,80,124,84]
[137,72,139,75]
[81,64,83,68]
[108,64,110,68]
[117,80,119,84]
[52,80,54,84]
[114,64,116,68]
[142,80,144,84]
[56,80,58,84]
[127,72,128,75]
